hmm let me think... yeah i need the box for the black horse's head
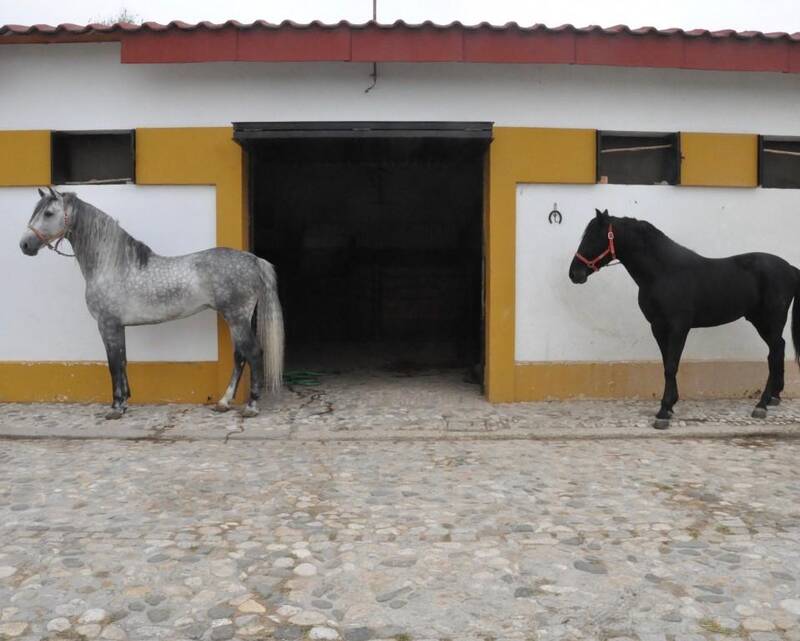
[569,208,616,284]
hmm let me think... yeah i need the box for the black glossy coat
[570,209,800,428]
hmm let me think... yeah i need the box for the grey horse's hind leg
[213,349,245,412]
[223,314,264,418]
[241,333,265,418]
[98,318,129,420]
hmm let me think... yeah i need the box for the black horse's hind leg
[768,337,785,408]
[751,316,786,418]
[652,323,689,429]
[98,319,128,420]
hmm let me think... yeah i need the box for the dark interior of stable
[249,137,485,375]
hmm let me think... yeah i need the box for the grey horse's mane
[65,192,153,272]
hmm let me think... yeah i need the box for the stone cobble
[1,435,800,639]
[0,372,799,640]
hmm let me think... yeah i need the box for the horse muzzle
[569,264,589,284]
[19,237,41,256]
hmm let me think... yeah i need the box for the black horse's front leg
[753,331,785,418]
[98,319,128,420]
[651,323,689,429]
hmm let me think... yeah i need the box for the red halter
[575,223,616,272]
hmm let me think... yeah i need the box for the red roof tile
[2,20,799,72]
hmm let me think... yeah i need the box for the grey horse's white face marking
[20,187,69,256]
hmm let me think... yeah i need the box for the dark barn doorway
[235,122,491,379]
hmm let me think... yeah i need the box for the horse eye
[43,211,54,218]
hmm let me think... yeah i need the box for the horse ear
[38,187,46,198]
[595,208,605,220]
[48,186,63,200]
[602,209,609,216]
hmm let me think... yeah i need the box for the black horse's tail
[793,268,800,366]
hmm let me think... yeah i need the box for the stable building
[1,20,799,404]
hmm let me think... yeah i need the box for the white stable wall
[0,43,799,134]
[0,185,218,361]
[516,184,800,363]
[4,42,800,367]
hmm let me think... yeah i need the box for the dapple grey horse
[19,187,284,419]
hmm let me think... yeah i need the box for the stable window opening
[51,130,136,185]
[597,130,679,185]
[759,136,800,189]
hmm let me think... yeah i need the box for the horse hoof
[653,418,670,430]
[105,409,124,420]
[752,407,768,419]
[768,396,781,407]
[241,406,260,418]
[212,403,231,413]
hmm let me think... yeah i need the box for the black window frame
[51,129,136,185]
[759,135,800,189]
[596,130,680,186]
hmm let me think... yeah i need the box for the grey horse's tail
[256,258,284,394]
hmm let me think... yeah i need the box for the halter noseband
[28,205,75,257]
[575,223,616,272]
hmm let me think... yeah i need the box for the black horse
[569,209,800,429]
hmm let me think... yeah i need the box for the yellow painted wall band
[0,131,50,186]
[489,128,762,401]
[680,132,758,187]
[137,127,248,401]
[514,361,799,400]
[0,362,219,403]
[486,127,596,402]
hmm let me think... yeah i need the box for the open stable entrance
[235,122,490,377]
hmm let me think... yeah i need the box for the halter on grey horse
[20,187,284,419]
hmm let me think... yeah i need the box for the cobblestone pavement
[1,371,800,641]
[3,370,800,443]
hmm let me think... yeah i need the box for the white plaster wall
[0,43,799,134]
[516,184,800,362]
[0,185,218,361]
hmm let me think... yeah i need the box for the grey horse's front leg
[98,318,129,420]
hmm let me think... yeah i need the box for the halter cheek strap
[27,207,75,257]
[575,223,616,272]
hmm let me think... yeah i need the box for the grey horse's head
[20,187,71,256]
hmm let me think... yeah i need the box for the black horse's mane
[623,216,663,239]
[620,216,698,258]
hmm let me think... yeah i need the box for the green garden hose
[283,370,325,386]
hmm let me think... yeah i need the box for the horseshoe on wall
[548,203,562,225]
